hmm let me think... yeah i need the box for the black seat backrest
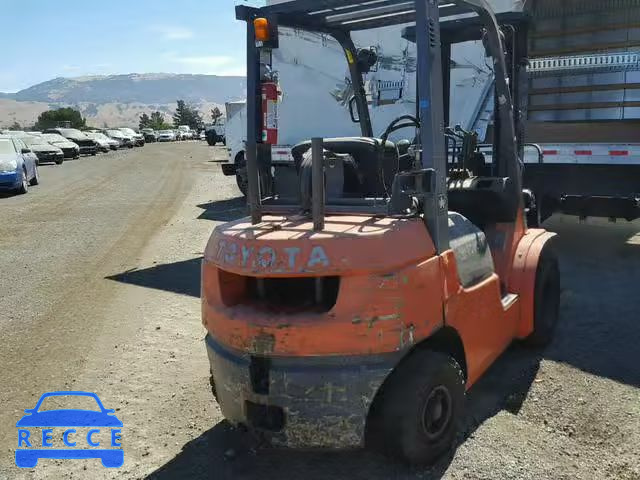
[292,137,398,197]
[448,176,519,227]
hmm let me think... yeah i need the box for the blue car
[15,391,123,468]
[0,135,39,195]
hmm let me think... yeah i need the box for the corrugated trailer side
[523,0,640,221]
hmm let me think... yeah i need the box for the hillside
[3,73,246,105]
[0,73,246,128]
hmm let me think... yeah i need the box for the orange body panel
[203,256,445,356]
[203,215,447,356]
[439,248,521,387]
[446,276,519,386]
[441,246,520,386]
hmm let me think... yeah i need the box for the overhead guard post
[312,138,325,231]
[245,12,262,225]
[415,0,449,253]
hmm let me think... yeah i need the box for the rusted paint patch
[398,323,416,349]
[352,313,400,328]
[367,313,400,329]
[251,333,276,354]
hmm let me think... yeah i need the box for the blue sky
[0,0,265,92]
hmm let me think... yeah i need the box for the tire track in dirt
[0,145,194,462]
[0,155,128,246]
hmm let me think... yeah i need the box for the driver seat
[292,137,399,197]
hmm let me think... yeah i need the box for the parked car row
[1,124,209,196]
[86,132,119,152]
[141,126,203,142]
[0,126,151,196]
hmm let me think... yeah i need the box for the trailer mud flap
[561,195,640,221]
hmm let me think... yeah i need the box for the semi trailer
[477,0,640,222]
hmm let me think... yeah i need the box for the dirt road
[0,143,638,479]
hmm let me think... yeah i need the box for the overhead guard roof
[236,0,479,31]
[403,11,528,43]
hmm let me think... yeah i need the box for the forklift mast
[236,0,526,254]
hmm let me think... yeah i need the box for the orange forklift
[202,0,560,464]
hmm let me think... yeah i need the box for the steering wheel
[380,114,420,147]
[375,115,421,195]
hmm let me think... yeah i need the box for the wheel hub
[421,385,452,440]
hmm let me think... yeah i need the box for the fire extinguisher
[261,81,279,145]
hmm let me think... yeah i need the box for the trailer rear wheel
[235,152,248,197]
[366,350,465,465]
[525,246,560,347]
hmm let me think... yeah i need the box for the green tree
[149,111,170,130]
[173,100,189,127]
[139,113,151,130]
[191,110,204,131]
[34,108,86,130]
[173,100,204,131]
[211,107,223,125]
[9,121,22,131]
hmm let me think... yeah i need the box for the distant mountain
[0,73,247,128]
[1,73,246,105]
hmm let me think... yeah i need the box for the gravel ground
[0,142,638,479]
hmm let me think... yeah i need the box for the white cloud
[151,25,195,40]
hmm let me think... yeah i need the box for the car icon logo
[15,391,123,468]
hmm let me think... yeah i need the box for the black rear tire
[366,350,465,465]
[524,246,561,347]
[55,158,64,165]
[207,130,218,146]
